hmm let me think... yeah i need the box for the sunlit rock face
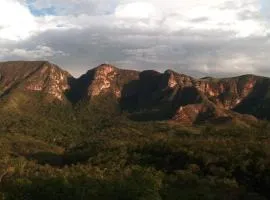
[25,62,71,101]
[75,64,140,100]
[172,102,230,125]
[0,61,269,124]
[80,66,268,124]
[195,76,258,110]
[88,64,119,97]
[164,74,260,124]
[161,70,194,90]
[0,61,71,101]
[173,104,205,124]
[163,70,178,88]
[162,74,257,110]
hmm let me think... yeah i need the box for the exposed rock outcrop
[70,64,140,102]
[0,61,269,124]
[0,61,71,101]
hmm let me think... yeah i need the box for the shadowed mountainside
[0,61,269,124]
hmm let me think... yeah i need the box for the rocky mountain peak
[0,61,72,102]
[163,70,178,88]
[1,61,270,125]
[94,63,117,71]
[86,64,119,97]
[24,61,71,101]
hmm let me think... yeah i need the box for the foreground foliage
[0,99,270,200]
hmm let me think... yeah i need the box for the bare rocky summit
[0,61,269,125]
[0,61,71,101]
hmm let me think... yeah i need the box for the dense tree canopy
[0,98,270,200]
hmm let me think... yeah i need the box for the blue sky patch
[29,6,57,16]
[260,0,270,17]
[26,0,57,16]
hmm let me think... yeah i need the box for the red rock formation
[0,61,71,101]
[0,61,269,124]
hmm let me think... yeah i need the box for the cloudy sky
[0,0,270,77]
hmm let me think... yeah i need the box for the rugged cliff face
[86,64,140,98]
[0,61,269,124]
[68,64,140,103]
[157,72,263,124]
[116,69,262,124]
[0,61,71,102]
[196,75,258,109]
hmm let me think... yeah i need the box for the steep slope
[68,64,140,103]
[117,70,261,124]
[0,61,72,111]
[0,61,269,124]
[233,77,270,119]
[0,61,72,101]
[160,71,261,124]
[65,64,267,124]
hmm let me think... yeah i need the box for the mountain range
[1,60,270,125]
[2,61,270,199]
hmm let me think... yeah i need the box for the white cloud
[0,0,270,77]
[113,0,269,37]
[115,2,161,19]
[0,45,67,59]
[0,0,37,40]
[1,0,269,40]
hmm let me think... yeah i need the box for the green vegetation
[0,95,270,200]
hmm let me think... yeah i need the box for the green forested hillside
[0,96,270,200]
[1,62,270,199]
